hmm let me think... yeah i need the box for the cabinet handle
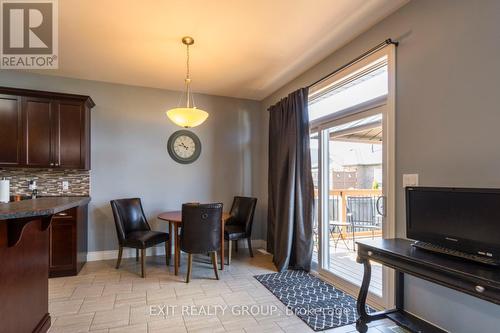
[475,285,485,293]
[57,212,68,216]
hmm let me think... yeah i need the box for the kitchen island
[0,197,90,333]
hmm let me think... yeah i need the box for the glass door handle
[376,196,386,217]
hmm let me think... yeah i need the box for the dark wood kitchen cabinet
[55,100,90,169]
[0,87,94,170]
[0,94,23,166]
[49,204,88,277]
[24,97,54,167]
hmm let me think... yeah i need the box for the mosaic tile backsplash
[0,168,90,197]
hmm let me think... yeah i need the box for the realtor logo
[1,0,58,68]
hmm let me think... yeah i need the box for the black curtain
[267,87,314,272]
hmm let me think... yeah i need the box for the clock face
[173,135,196,159]
[167,130,201,164]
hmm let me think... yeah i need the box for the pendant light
[166,36,208,128]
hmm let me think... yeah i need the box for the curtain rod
[307,38,398,89]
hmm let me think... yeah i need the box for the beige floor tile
[109,323,147,333]
[322,323,358,332]
[49,277,67,288]
[49,312,94,333]
[49,287,76,301]
[132,279,161,292]
[93,273,122,284]
[279,321,314,333]
[80,294,116,313]
[91,307,130,331]
[220,314,258,331]
[244,321,284,333]
[148,324,187,333]
[62,275,96,288]
[71,284,104,299]
[192,295,227,307]
[102,282,133,295]
[146,288,177,303]
[183,315,224,332]
[49,298,84,316]
[114,290,147,309]
[221,291,255,306]
[145,315,186,332]
[129,303,180,325]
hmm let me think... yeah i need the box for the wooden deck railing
[314,188,383,238]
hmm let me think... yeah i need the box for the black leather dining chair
[110,198,169,278]
[180,203,222,283]
[224,196,257,264]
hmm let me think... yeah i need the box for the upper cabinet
[0,94,23,166]
[53,100,90,169]
[24,96,54,167]
[0,87,94,170]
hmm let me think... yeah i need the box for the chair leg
[211,252,220,280]
[116,246,123,269]
[186,253,193,283]
[228,240,232,265]
[235,240,238,252]
[247,238,254,257]
[165,241,170,266]
[136,248,139,262]
[141,248,145,278]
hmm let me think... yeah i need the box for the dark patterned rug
[254,270,375,331]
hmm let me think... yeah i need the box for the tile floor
[48,249,405,333]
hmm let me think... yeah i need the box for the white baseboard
[87,239,267,262]
[87,247,166,261]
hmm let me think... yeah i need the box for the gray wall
[0,71,264,252]
[260,0,500,331]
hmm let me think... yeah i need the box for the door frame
[310,44,396,309]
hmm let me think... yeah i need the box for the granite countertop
[0,196,91,220]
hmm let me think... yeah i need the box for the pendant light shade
[166,36,208,128]
[166,107,208,128]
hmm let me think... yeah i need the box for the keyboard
[412,241,500,266]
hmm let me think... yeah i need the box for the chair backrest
[110,198,151,244]
[229,196,257,236]
[181,203,223,254]
[346,196,377,225]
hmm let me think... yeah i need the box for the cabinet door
[0,94,23,166]
[53,101,86,169]
[23,97,54,167]
[49,217,76,272]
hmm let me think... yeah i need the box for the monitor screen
[406,187,500,256]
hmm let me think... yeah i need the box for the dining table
[157,210,231,275]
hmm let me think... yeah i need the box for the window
[308,56,388,122]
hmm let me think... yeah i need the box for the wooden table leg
[175,224,180,276]
[396,270,404,310]
[355,256,387,332]
[356,256,371,332]
[220,219,224,270]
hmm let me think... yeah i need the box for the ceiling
[33,0,408,100]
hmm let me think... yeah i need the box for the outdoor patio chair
[346,196,382,250]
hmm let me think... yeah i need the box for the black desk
[355,238,500,333]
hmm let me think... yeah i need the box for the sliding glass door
[310,45,396,308]
[319,112,384,296]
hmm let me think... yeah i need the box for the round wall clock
[167,130,201,164]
